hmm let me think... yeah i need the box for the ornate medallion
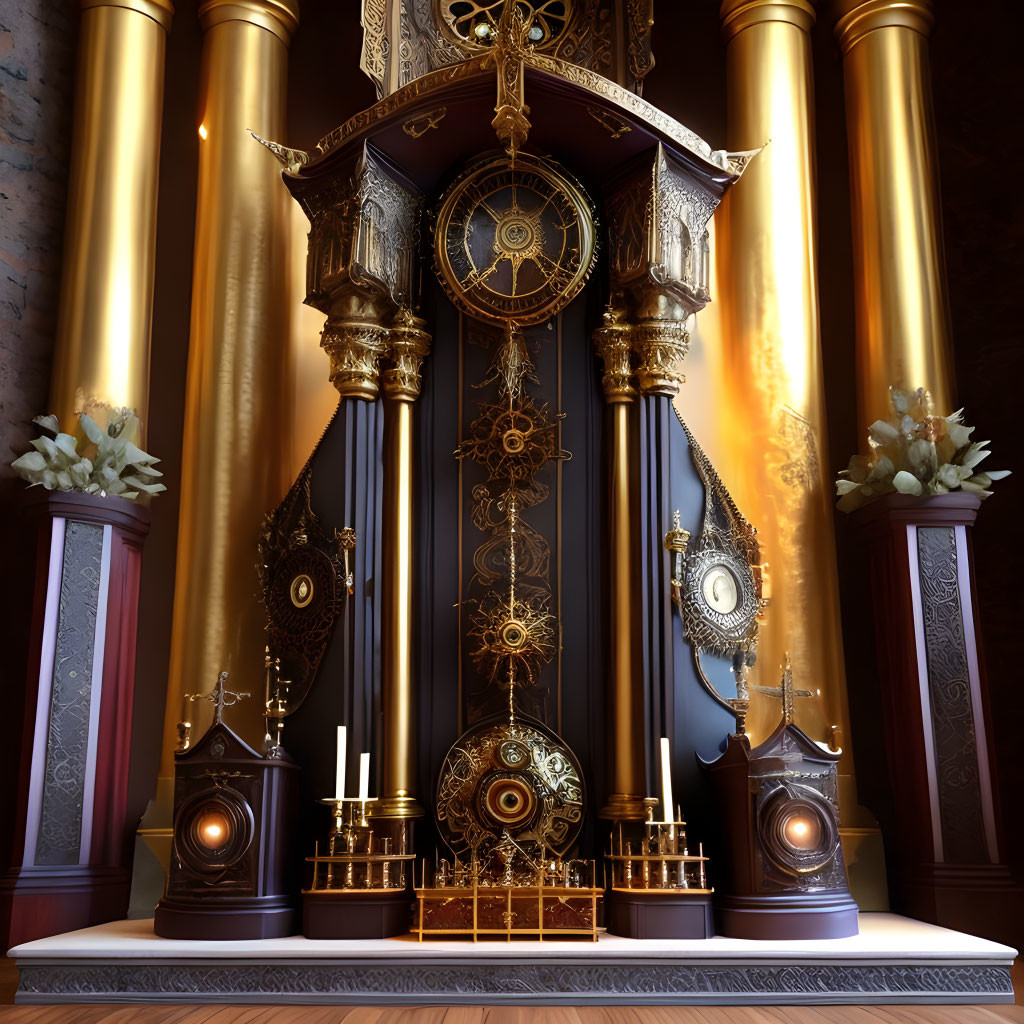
[681,546,759,650]
[434,153,596,325]
[435,716,584,866]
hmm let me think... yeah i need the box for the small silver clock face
[701,566,739,614]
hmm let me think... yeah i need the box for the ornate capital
[198,0,299,43]
[381,307,431,401]
[321,316,387,401]
[592,305,636,402]
[632,321,690,397]
[82,0,174,31]
[835,0,933,53]
[720,0,816,40]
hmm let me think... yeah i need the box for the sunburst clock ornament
[434,152,597,325]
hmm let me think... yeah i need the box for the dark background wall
[1,1,1020,888]
[0,1,77,872]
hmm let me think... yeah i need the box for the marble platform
[9,913,1017,1005]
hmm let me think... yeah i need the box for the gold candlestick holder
[607,798,711,894]
[305,797,413,894]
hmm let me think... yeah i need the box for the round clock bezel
[433,152,597,326]
[682,545,759,649]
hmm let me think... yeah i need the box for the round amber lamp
[783,814,821,851]
[196,808,231,850]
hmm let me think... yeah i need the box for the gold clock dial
[434,153,596,326]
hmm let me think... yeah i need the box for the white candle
[660,737,674,825]
[358,751,370,801]
[335,726,347,800]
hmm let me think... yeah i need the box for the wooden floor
[1,957,1021,1022]
[0,1007,1022,1023]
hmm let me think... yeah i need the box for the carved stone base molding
[9,915,1015,1005]
[847,493,1023,946]
[1,492,149,950]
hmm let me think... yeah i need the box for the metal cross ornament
[187,670,252,726]
[750,653,813,727]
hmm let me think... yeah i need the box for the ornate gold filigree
[310,52,756,182]
[402,106,448,138]
[248,130,309,173]
[631,321,689,396]
[591,303,635,400]
[491,1,532,156]
[320,316,389,400]
[382,306,432,399]
[586,106,632,139]
[433,152,597,326]
[434,717,585,871]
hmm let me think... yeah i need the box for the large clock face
[434,153,596,325]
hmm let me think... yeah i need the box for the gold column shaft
[379,396,421,818]
[605,398,644,819]
[159,0,297,771]
[716,0,854,768]
[376,309,429,820]
[837,0,954,434]
[49,0,173,442]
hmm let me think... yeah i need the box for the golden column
[49,0,173,442]
[159,0,298,769]
[716,0,854,764]
[377,310,430,820]
[593,310,644,821]
[836,0,954,433]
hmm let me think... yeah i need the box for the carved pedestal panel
[848,493,1021,945]
[1,492,149,949]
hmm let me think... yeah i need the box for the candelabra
[604,798,715,938]
[302,796,415,938]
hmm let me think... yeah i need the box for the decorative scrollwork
[435,716,585,876]
[258,412,351,714]
[457,328,567,693]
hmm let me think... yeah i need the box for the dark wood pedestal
[1,492,149,950]
[153,894,297,940]
[714,891,859,941]
[303,889,413,939]
[605,889,714,939]
[703,725,859,940]
[154,724,299,941]
[847,493,1022,945]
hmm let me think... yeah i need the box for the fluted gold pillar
[594,311,644,821]
[49,0,173,443]
[377,310,430,820]
[716,0,853,765]
[836,0,954,434]
[159,0,298,771]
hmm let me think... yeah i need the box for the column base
[599,794,647,821]
[0,865,131,949]
[894,862,1024,947]
[154,894,297,941]
[715,891,860,940]
[605,889,714,939]
[303,889,412,939]
[372,796,425,820]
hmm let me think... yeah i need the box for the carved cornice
[835,0,933,53]
[381,307,432,401]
